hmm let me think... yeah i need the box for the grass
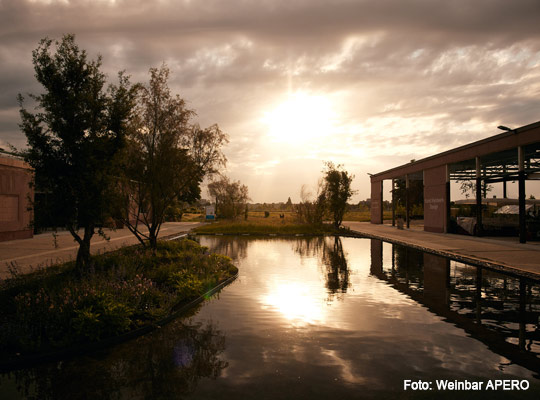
[181,210,394,224]
[342,211,393,222]
[0,239,237,359]
[194,212,340,235]
[194,210,396,233]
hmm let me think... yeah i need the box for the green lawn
[194,212,338,235]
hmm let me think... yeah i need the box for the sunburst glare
[262,92,336,143]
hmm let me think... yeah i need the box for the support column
[392,179,395,227]
[503,165,507,199]
[370,179,383,224]
[445,165,451,233]
[424,165,448,233]
[406,174,410,229]
[475,157,483,237]
[380,180,384,224]
[518,146,526,243]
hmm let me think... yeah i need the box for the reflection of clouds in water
[321,349,365,385]
[198,239,540,394]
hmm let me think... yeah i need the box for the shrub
[0,238,237,356]
[168,271,204,299]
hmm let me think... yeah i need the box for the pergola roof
[371,120,540,182]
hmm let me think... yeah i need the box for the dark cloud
[1,0,539,201]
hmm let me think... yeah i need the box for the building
[370,120,540,243]
[0,156,33,242]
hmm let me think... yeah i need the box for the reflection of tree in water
[198,236,249,261]
[322,236,350,296]
[8,320,227,400]
[293,236,325,259]
[294,237,350,299]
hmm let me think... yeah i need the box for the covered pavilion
[370,120,540,243]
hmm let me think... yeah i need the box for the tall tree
[120,65,227,248]
[19,34,137,270]
[208,176,249,219]
[322,162,356,228]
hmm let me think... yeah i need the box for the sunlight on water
[261,282,326,326]
[3,236,540,399]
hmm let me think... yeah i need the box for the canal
[2,236,540,399]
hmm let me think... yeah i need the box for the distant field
[183,211,296,223]
[342,211,393,222]
[183,210,392,223]
[193,211,336,235]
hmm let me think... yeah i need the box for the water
[2,236,540,399]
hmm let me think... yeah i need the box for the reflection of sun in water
[262,282,324,325]
[262,92,335,143]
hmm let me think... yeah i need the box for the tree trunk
[75,224,94,271]
[149,225,158,250]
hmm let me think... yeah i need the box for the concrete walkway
[0,222,202,279]
[343,221,540,279]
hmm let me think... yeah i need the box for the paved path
[0,222,202,279]
[343,221,540,279]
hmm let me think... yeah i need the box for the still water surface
[2,236,540,399]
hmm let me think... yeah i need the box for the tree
[119,65,227,248]
[458,179,492,199]
[208,176,249,219]
[393,178,424,218]
[285,196,293,210]
[19,35,137,270]
[322,162,355,228]
[295,182,326,225]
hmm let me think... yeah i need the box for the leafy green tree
[322,162,355,228]
[119,65,228,248]
[208,176,249,219]
[19,35,137,270]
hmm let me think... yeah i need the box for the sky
[1,0,540,203]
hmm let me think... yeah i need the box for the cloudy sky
[1,0,540,202]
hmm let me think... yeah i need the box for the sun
[262,92,335,143]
